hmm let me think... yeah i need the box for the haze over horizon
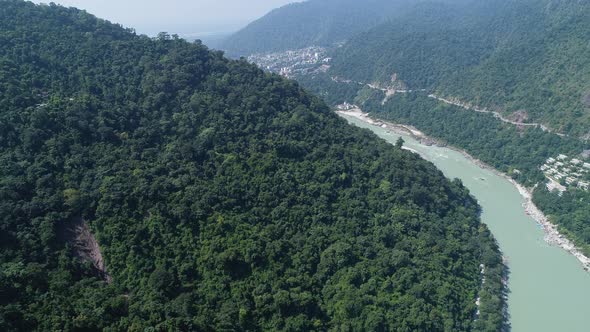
[32,0,300,37]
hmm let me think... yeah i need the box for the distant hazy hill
[329,0,590,136]
[220,0,409,56]
[188,31,233,49]
[0,0,503,330]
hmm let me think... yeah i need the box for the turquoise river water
[342,115,590,332]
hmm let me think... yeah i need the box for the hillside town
[541,154,590,192]
[247,46,330,78]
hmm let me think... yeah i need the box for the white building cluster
[541,154,590,191]
[248,46,331,78]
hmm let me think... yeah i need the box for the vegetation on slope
[357,90,590,256]
[299,68,590,256]
[330,0,590,137]
[269,0,590,257]
[363,93,586,187]
[0,1,504,331]
[534,188,590,256]
[221,0,411,57]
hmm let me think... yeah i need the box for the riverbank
[337,108,590,272]
[515,183,590,272]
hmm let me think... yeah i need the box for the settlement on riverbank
[337,108,590,272]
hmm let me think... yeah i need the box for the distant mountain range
[220,0,414,56]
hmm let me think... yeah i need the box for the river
[341,114,590,332]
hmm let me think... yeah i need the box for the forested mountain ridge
[329,0,590,137]
[0,1,504,331]
[220,0,411,57]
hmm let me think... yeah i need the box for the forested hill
[220,0,408,56]
[329,0,590,137]
[0,1,503,331]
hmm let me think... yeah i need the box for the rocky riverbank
[514,183,590,271]
[336,109,445,147]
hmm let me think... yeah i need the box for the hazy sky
[33,0,300,36]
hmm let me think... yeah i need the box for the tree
[395,137,405,148]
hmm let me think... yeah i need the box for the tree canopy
[0,1,503,331]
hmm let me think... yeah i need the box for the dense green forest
[534,188,590,256]
[295,74,362,107]
[329,0,590,137]
[0,1,505,331]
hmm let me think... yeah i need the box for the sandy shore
[337,108,590,272]
[337,109,427,139]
